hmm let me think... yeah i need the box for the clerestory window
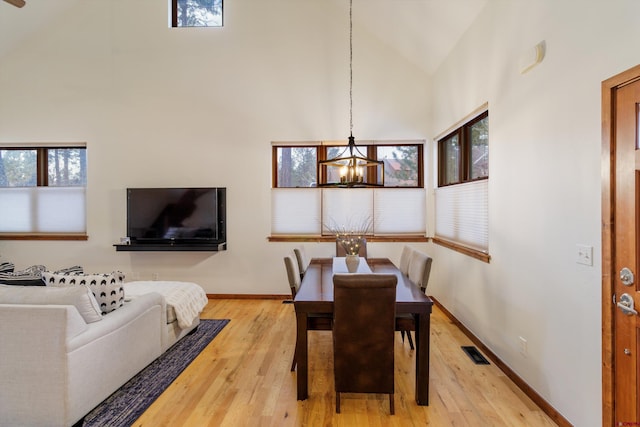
[171,0,223,28]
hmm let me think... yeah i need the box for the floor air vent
[462,346,490,365]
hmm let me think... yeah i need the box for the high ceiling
[0,0,488,75]
[349,0,488,73]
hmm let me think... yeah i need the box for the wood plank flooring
[133,299,558,427]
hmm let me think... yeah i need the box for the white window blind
[271,188,426,236]
[374,188,426,234]
[435,180,488,251]
[322,188,373,233]
[0,187,86,233]
[271,188,321,235]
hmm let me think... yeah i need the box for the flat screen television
[126,187,226,247]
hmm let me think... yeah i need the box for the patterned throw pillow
[0,265,46,286]
[42,271,125,314]
[0,262,15,274]
[54,265,84,275]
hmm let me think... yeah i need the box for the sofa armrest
[0,305,88,427]
[0,292,166,427]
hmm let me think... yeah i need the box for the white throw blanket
[125,281,208,329]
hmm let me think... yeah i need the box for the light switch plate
[576,244,593,266]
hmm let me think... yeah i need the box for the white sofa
[0,281,205,427]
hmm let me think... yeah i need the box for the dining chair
[335,237,367,258]
[285,253,332,371]
[284,253,301,298]
[408,250,433,294]
[333,273,397,414]
[293,246,309,280]
[396,250,433,350]
[398,245,413,275]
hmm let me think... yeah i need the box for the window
[271,140,426,238]
[434,109,489,261]
[438,111,488,186]
[378,145,421,187]
[275,146,317,188]
[0,145,87,238]
[171,0,223,27]
[273,142,423,188]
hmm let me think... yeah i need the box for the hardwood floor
[133,299,558,427]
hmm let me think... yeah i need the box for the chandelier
[318,0,384,188]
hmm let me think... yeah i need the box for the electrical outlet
[576,244,593,266]
[519,336,527,357]
[151,273,159,281]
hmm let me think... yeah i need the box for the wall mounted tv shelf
[114,242,226,252]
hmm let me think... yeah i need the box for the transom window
[171,0,223,28]
[273,142,423,188]
[0,145,87,238]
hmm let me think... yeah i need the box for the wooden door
[603,65,640,426]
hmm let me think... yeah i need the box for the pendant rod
[349,0,353,137]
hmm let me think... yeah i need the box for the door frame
[602,63,640,427]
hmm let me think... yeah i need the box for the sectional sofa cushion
[0,284,102,323]
[42,271,125,314]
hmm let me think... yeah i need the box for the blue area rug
[82,319,229,427]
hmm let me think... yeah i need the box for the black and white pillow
[42,271,125,314]
[54,265,84,275]
[0,265,46,286]
[0,262,14,274]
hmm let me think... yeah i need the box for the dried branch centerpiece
[328,216,372,273]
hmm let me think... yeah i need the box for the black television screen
[127,187,226,244]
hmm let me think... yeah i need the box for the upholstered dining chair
[396,250,433,350]
[293,246,309,280]
[284,253,301,298]
[333,273,398,414]
[285,253,332,371]
[408,250,432,294]
[335,237,367,258]
[398,245,413,275]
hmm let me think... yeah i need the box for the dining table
[293,257,433,405]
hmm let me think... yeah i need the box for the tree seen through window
[173,0,223,27]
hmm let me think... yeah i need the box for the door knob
[617,293,638,316]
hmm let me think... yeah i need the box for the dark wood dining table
[293,257,433,405]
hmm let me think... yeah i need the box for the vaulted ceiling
[0,0,487,75]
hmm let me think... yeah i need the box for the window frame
[272,142,424,189]
[0,145,88,240]
[438,110,488,187]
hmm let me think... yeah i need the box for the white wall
[0,1,430,293]
[429,1,640,425]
